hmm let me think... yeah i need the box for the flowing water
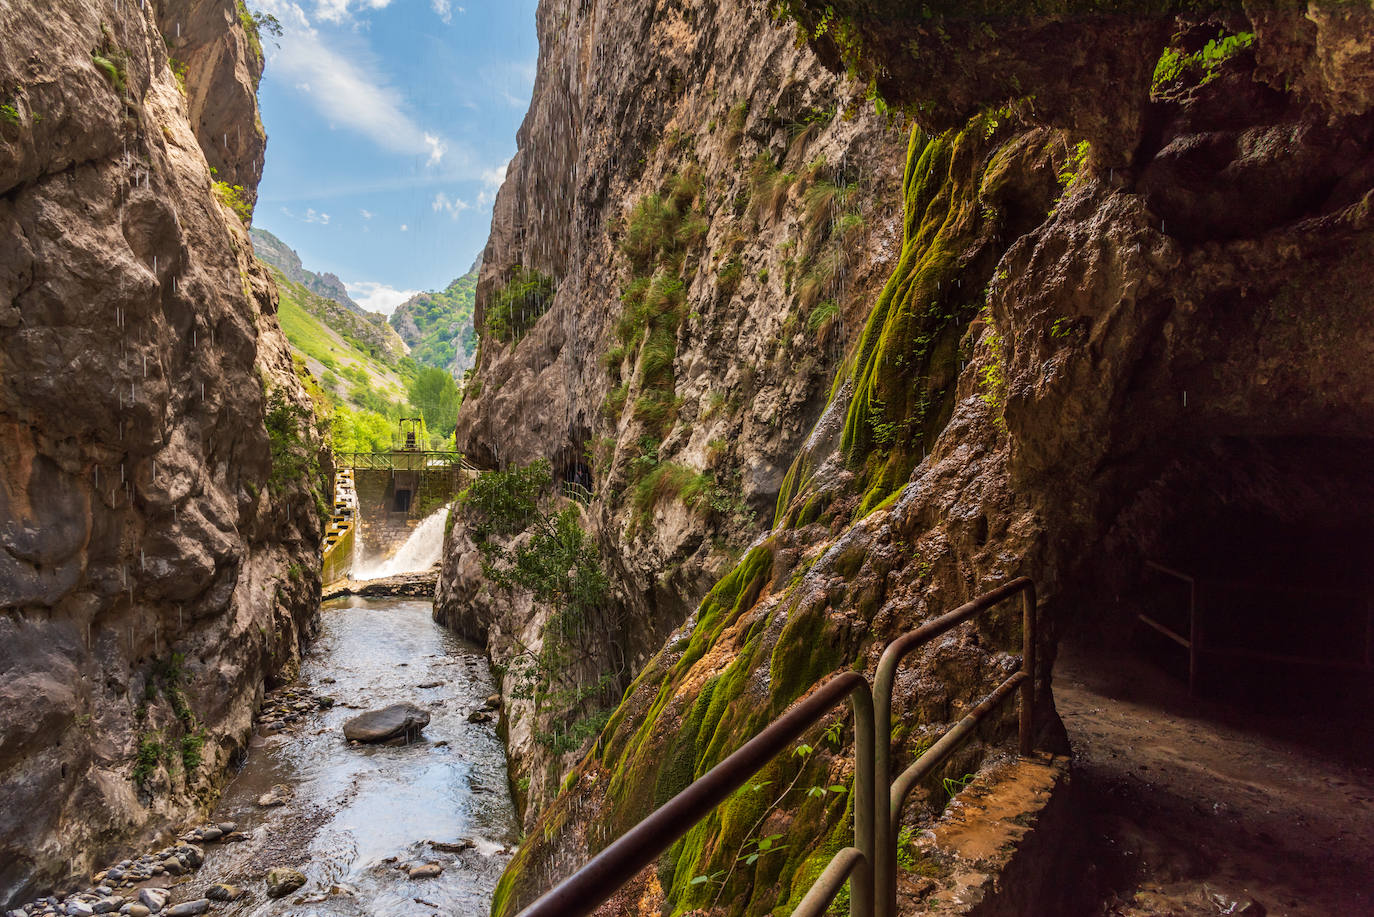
[353,506,452,581]
[186,596,517,916]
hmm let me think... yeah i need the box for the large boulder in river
[342,703,431,743]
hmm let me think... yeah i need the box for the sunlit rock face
[0,1,324,903]
[439,0,908,826]
[445,1,1374,914]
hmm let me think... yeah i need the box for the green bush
[459,459,551,539]
[263,390,320,494]
[133,733,163,787]
[485,266,555,344]
[213,180,253,225]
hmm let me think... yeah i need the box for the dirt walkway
[1054,643,1374,916]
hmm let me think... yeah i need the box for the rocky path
[1056,643,1374,916]
[7,597,517,917]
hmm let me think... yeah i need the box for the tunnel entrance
[1082,431,1374,731]
[558,459,593,504]
[1117,435,1374,717]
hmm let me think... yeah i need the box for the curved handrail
[872,576,1036,917]
[513,577,1037,917]
[517,671,874,917]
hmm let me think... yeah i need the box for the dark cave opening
[1078,434,1374,747]
[557,459,594,502]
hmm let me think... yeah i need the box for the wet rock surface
[321,571,438,602]
[341,703,431,744]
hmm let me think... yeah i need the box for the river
[184,596,518,916]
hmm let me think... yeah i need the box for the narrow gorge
[4,1,1374,917]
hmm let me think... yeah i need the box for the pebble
[163,902,208,917]
[137,888,169,912]
[258,784,292,807]
[408,864,442,879]
[126,907,151,917]
[206,884,244,902]
[265,867,307,899]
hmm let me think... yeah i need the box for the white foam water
[352,503,451,580]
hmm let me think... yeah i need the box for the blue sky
[248,0,538,312]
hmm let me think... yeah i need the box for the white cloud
[345,280,419,315]
[280,206,331,224]
[255,1,453,165]
[314,0,393,25]
[431,191,470,218]
[400,224,409,232]
[360,209,373,220]
[480,160,508,189]
[431,0,451,24]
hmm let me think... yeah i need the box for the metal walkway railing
[516,577,1037,917]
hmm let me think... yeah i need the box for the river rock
[408,864,442,879]
[91,899,121,914]
[206,884,244,902]
[163,902,208,917]
[483,694,500,710]
[137,889,168,912]
[466,710,492,723]
[126,907,151,917]
[265,867,307,899]
[342,704,430,743]
[258,785,292,807]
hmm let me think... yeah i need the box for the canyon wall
[441,1,1374,914]
[0,0,325,904]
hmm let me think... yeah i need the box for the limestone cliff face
[437,0,907,823]
[0,0,324,904]
[450,2,1374,915]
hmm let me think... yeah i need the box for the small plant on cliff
[458,459,549,538]
[264,388,321,495]
[180,730,206,773]
[485,266,555,344]
[168,57,189,95]
[213,180,253,225]
[92,52,127,95]
[1151,28,1255,101]
[132,733,163,788]
[0,102,19,126]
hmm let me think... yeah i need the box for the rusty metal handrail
[873,576,1036,917]
[517,671,875,917]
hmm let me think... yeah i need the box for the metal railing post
[851,683,875,917]
[873,653,897,917]
[1019,582,1036,757]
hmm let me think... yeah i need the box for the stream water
[184,596,518,916]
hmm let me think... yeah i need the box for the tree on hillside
[407,366,461,438]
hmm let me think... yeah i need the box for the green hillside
[271,267,461,452]
[389,261,479,376]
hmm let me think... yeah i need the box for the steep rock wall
[0,0,324,904]
[437,0,909,821]
[445,1,1374,914]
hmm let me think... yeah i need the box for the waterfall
[353,504,451,580]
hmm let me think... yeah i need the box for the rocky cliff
[0,0,325,904]
[442,1,1374,914]
[249,227,362,314]
[436,0,908,826]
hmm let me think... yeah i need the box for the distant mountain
[266,265,412,386]
[390,258,480,377]
[251,227,362,314]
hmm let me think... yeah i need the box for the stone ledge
[904,752,1074,916]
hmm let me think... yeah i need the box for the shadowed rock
[343,703,431,743]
